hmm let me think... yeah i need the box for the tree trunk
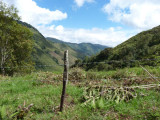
[1,48,5,76]
[0,39,9,75]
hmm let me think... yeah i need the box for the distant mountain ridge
[46,37,108,56]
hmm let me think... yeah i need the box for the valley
[1,1,160,120]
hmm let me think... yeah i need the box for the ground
[0,67,160,120]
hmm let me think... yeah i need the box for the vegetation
[0,2,33,75]
[77,25,160,71]
[0,67,160,120]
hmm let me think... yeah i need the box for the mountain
[80,25,160,71]
[18,21,85,71]
[46,37,107,56]
[18,21,107,72]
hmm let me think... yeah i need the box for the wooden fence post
[60,50,69,112]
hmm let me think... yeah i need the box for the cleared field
[0,67,160,120]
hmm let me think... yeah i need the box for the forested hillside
[78,25,160,71]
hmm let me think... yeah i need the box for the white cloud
[103,0,160,29]
[56,25,64,33]
[37,25,135,47]
[74,0,94,7]
[3,0,67,27]
[2,0,137,46]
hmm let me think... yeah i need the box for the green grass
[87,66,160,79]
[111,89,160,119]
[0,74,83,119]
[0,68,160,119]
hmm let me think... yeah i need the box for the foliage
[0,1,34,75]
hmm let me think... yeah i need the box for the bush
[111,70,128,79]
[69,67,86,82]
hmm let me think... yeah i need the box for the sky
[2,0,160,47]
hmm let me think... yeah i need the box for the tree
[0,1,34,75]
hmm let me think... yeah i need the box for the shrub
[69,67,86,82]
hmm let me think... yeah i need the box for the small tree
[0,1,34,75]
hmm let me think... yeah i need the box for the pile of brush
[82,85,137,108]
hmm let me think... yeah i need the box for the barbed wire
[1,76,160,83]
[0,58,160,69]
[0,79,62,82]
[68,77,160,82]
[76,58,160,65]
[0,64,64,69]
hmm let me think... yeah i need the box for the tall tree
[0,1,33,75]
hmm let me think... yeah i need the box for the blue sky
[34,0,117,29]
[33,0,130,30]
[3,0,160,47]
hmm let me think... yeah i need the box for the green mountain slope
[18,21,84,71]
[81,25,160,71]
[46,37,107,56]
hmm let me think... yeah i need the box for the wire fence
[0,64,64,69]
[1,75,160,83]
[77,58,160,65]
[1,58,160,96]
[0,57,160,69]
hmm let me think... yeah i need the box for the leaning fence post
[60,50,69,112]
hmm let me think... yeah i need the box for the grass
[111,89,160,119]
[0,67,160,119]
[88,66,160,77]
